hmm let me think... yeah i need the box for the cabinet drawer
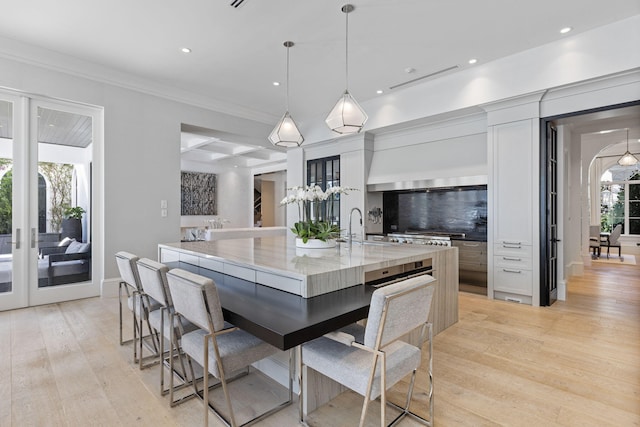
[495,254,532,270]
[159,249,179,263]
[200,257,223,273]
[256,271,301,294]
[493,267,532,296]
[179,253,200,267]
[494,243,532,258]
[223,263,256,282]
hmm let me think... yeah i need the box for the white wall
[0,56,272,281]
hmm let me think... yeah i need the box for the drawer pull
[503,244,521,249]
[503,268,522,274]
[503,257,522,261]
[463,242,480,247]
[503,241,522,245]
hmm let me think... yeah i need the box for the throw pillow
[66,240,84,254]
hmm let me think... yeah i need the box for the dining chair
[115,251,159,363]
[137,258,198,399]
[605,224,623,259]
[166,268,291,427]
[300,276,436,427]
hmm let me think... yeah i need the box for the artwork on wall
[181,171,217,215]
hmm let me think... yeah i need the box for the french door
[0,91,100,310]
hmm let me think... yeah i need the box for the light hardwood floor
[1,261,639,426]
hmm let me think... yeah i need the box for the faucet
[348,207,363,250]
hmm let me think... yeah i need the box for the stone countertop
[160,236,451,282]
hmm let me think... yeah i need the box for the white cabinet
[490,119,536,302]
[492,121,533,245]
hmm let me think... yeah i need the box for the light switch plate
[160,200,167,209]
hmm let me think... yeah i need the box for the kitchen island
[159,236,458,336]
[159,236,458,414]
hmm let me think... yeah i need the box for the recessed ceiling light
[48,124,55,127]
[468,58,477,65]
[273,81,280,86]
[560,27,572,34]
[404,67,416,74]
[181,47,192,53]
[234,165,239,168]
[376,90,383,94]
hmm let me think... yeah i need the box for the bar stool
[167,268,292,427]
[300,276,436,427]
[115,251,159,363]
[137,258,199,400]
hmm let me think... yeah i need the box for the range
[386,232,453,246]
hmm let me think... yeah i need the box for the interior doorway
[254,171,286,227]
[540,101,640,306]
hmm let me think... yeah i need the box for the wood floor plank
[1,260,639,426]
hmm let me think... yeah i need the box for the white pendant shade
[618,150,639,166]
[268,111,304,147]
[325,90,368,135]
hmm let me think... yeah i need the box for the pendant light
[325,4,368,135]
[269,41,304,147]
[617,128,638,166]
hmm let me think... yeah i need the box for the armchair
[40,240,91,286]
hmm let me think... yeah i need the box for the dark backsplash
[383,186,487,236]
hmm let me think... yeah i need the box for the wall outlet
[161,209,167,217]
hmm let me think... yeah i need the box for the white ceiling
[0,0,638,165]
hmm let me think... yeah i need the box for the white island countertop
[159,236,455,298]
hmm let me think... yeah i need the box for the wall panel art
[181,171,217,215]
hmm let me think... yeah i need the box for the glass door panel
[28,100,97,306]
[0,93,28,310]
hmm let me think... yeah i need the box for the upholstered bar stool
[300,276,436,427]
[115,251,159,363]
[167,268,291,427]
[137,258,199,400]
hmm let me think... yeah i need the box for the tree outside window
[600,167,640,235]
[0,159,73,234]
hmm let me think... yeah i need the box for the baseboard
[557,280,567,301]
[101,277,120,297]
[568,260,585,276]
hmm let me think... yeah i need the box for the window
[307,156,340,224]
[600,165,640,234]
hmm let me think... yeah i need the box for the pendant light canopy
[617,128,638,166]
[325,4,368,135]
[269,41,304,147]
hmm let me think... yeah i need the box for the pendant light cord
[626,128,630,151]
[345,7,349,91]
[286,43,290,111]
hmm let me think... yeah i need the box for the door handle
[9,228,20,249]
[551,238,561,243]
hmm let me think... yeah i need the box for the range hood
[367,175,487,192]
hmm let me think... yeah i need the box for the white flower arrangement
[280,185,357,242]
